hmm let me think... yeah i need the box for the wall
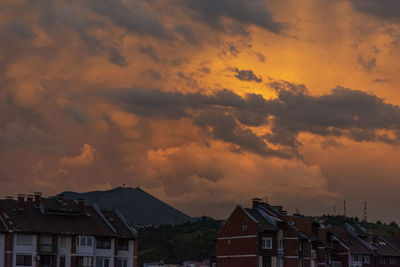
[57,235,71,267]
[217,206,258,267]
[0,234,5,267]
[95,238,115,267]
[12,233,37,267]
[117,240,135,267]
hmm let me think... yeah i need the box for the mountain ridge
[58,186,192,226]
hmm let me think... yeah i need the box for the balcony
[39,244,57,254]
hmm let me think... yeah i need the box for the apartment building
[0,193,138,267]
[217,198,400,267]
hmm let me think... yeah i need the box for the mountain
[58,187,192,226]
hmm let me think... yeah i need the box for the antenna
[363,201,367,222]
[296,208,299,214]
[264,194,269,204]
[344,200,347,217]
[334,206,336,216]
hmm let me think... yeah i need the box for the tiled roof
[42,198,81,214]
[0,198,136,238]
[102,210,137,238]
[329,226,374,255]
[382,235,400,253]
[244,208,278,231]
[373,237,400,257]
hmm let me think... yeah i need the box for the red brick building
[217,199,323,267]
[217,199,400,267]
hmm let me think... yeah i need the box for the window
[262,237,273,249]
[78,256,93,267]
[117,259,128,267]
[60,256,66,267]
[243,219,247,232]
[17,234,33,246]
[16,255,32,266]
[227,239,231,245]
[79,236,93,247]
[352,255,361,262]
[227,222,231,230]
[96,237,111,249]
[40,235,52,245]
[96,258,110,267]
[362,256,370,264]
[80,237,87,246]
[278,239,283,250]
[118,239,129,250]
[390,257,398,265]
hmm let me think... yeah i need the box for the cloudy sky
[2,0,400,222]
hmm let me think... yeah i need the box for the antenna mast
[363,201,367,222]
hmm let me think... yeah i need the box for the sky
[2,0,400,223]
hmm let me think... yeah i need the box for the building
[0,193,138,267]
[217,198,400,267]
[328,224,400,267]
[217,200,283,267]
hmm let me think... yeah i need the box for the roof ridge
[115,209,138,237]
[92,203,117,234]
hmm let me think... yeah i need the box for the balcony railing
[39,244,57,254]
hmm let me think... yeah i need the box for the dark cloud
[108,47,128,67]
[85,0,170,39]
[173,24,200,44]
[257,52,266,62]
[185,0,283,34]
[358,55,377,72]
[144,69,162,81]
[104,82,400,158]
[3,22,35,39]
[350,0,400,21]
[233,68,263,82]
[139,44,160,62]
[0,95,51,151]
[59,104,89,124]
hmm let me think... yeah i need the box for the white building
[0,193,138,267]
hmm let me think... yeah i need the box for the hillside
[138,217,222,266]
[58,187,192,226]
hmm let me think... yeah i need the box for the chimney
[17,194,25,210]
[77,199,85,212]
[252,198,261,209]
[26,195,34,203]
[34,192,42,207]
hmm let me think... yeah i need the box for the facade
[0,193,138,267]
[217,199,400,267]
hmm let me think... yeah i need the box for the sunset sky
[2,0,400,222]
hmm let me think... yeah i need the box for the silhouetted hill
[58,187,192,226]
